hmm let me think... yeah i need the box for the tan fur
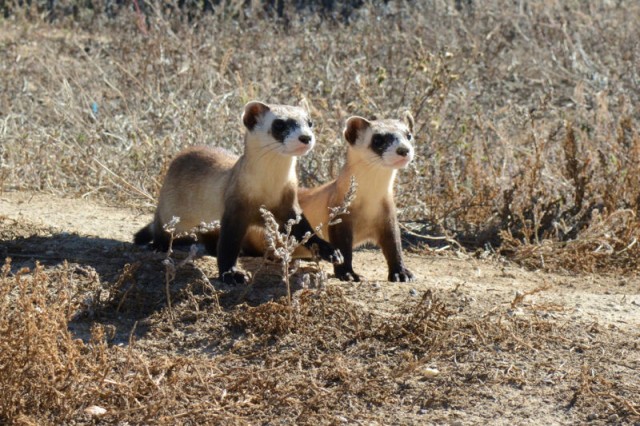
[300,150,397,244]
[156,147,236,234]
[244,114,415,282]
[156,143,298,235]
[149,103,309,238]
[244,150,398,255]
[135,101,342,284]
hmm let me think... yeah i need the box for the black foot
[219,268,251,285]
[312,240,344,265]
[334,265,361,282]
[388,267,415,283]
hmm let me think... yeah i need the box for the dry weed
[0,259,108,423]
[2,3,640,423]
[258,176,356,301]
[1,258,638,424]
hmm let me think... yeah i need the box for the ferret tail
[133,223,154,245]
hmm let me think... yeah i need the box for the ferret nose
[299,135,311,145]
[396,146,409,157]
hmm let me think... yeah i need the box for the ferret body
[245,114,415,282]
[134,101,342,284]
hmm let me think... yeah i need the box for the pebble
[410,288,418,296]
[84,406,107,417]
[421,367,440,378]
[507,308,525,317]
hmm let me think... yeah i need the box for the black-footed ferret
[245,114,416,282]
[134,101,343,284]
[304,115,415,282]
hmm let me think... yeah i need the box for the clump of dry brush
[495,117,640,273]
[0,259,108,423]
[1,257,638,424]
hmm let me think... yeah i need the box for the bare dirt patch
[1,192,638,424]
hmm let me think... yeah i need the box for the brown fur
[134,101,342,285]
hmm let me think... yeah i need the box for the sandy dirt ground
[2,191,638,332]
[1,191,639,425]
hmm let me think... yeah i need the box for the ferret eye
[272,119,286,132]
[307,120,313,128]
[407,133,412,141]
[372,135,385,148]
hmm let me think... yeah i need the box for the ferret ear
[243,101,271,130]
[343,116,371,145]
[403,111,415,133]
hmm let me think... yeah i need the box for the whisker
[254,143,284,162]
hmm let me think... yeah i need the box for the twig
[131,0,148,35]
[93,158,155,202]
[399,223,463,250]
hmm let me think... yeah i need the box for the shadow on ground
[0,216,318,345]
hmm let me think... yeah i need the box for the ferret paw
[220,268,251,285]
[388,267,415,283]
[314,242,344,265]
[334,266,361,282]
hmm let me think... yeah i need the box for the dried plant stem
[259,177,357,304]
[161,217,219,319]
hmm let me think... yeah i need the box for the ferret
[244,114,416,282]
[134,101,343,284]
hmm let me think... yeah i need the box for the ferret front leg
[282,210,343,266]
[378,202,414,283]
[328,217,360,282]
[217,208,252,285]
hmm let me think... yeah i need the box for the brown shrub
[0,259,108,422]
[0,258,638,423]
[2,1,639,271]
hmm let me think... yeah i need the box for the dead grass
[0,259,107,423]
[2,1,640,272]
[1,257,638,424]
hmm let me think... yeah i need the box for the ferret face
[242,101,315,156]
[343,115,415,169]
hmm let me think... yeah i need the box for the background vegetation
[2,0,640,272]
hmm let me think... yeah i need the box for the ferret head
[242,101,315,157]
[343,113,415,169]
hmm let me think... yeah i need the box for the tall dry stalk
[259,177,357,302]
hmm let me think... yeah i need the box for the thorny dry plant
[259,176,357,303]
[1,3,640,424]
[259,208,305,303]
